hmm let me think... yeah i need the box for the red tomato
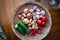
[39,26,43,30]
[42,22,46,27]
[37,20,42,25]
[42,16,47,22]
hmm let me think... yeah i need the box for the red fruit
[42,16,47,22]
[17,12,23,15]
[31,30,36,36]
[37,30,41,34]
[35,29,39,33]
[42,22,46,27]
[39,26,43,30]
[37,20,42,25]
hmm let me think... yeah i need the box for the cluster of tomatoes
[31,16,47,36]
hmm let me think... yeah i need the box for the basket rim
[11,1,52,40]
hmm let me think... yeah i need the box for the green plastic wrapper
[18,21,30,34]
[15,24,25,35]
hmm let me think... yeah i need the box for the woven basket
[11,1,52,40]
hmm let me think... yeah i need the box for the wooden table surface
[0,0,60,40]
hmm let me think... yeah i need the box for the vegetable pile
[15,6,47,36]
